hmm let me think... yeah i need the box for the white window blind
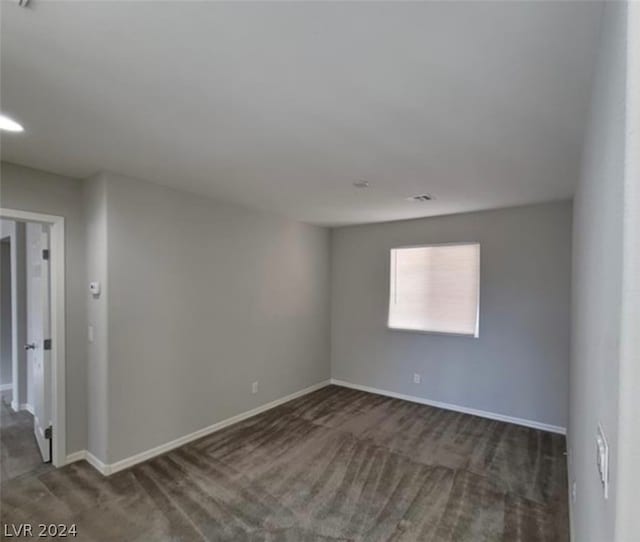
[388,243,480,336]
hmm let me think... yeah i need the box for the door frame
[0,207,66,467]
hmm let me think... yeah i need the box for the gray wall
[0,218,26,403]
[331,201,572,428]
[568,3,640,541]
[83,175,110,463]
[617,4,640,539]
[10,221,27,407]
[95,173,331,463]
[1,239,11,387]
[0,162,87,454]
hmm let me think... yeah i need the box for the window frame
[386,241,481,338]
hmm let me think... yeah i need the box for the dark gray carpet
[0,385,568,541]
[0,391,52,482]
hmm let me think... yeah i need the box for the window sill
[387,325,479,338]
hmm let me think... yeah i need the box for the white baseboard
[65,450,87,464]
[65,450,109,474]
[330,378,566,435]
[85,451,108,474]
[66,379,331,476]
[10,401,34,415]
[67,376,564,477]
[0,383,12,392]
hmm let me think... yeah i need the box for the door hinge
[43,339,52,350]
[42,249,50,260]
[44,425,52,440]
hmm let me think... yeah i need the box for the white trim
[65,450,87,464]
[84,451,108,474]
[0,208,66,468]
[10,401,34,414]
[66,380,331,476]
[0,383,13,392]
[64,450,108,474]
[566,443,575,542]
[0,208,64,226]
[330,378,566,435]
[391,241,481,250]
[65,450,108,474]
[387,243,481,339]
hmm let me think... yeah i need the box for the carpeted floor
[0,385,568,541]
[0,391,52,482]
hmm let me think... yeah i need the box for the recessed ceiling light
[353,180,369,188]
[0,114,24,133]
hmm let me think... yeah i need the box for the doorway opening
[0,208,66,482]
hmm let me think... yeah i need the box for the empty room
[0,1,638,541]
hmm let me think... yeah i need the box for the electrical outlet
[252,381,258,394]
[413,373,421,384]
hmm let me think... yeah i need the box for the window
[388,243,480,336]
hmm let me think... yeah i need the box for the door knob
[24,343,36,350]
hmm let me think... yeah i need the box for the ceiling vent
[409,194,434,202]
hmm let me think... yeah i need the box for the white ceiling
[1,1,602,226]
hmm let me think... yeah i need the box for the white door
[26,223,51,462]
